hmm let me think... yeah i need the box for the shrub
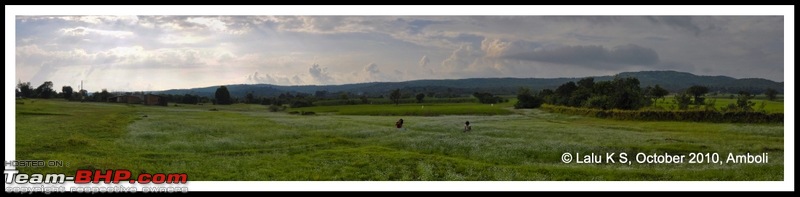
[268,104,285,112]
[514,88,543,109]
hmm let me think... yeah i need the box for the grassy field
[296,102,514,116]
[650,98,783,113]
[15,99,783,180]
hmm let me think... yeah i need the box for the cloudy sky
[15,15,784,91]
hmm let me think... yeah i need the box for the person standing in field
[464,121,471,132]
[396,118,404,130]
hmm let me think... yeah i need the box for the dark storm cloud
[504,44,660,68]
[645,16,702,35]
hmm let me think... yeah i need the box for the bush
[301,111,316,115]
[585,95,611,110]
[514,87,543,109]
[673,92,692,110]
[290,100,314,108]
[268,104,285,112]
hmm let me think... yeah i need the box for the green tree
[34,81,55,99]
[687,85,709,105]
[651,85,669,102]
[473,92,500,104]
[539,89,555,104]
[609,77,644,110]
[98,89,112,102]
[61,86,73,100]
[585,95,611,110]
[673,92,692,110]
[389,89,401,105]
[415,93,425,103]
[554,81,577,105]
[17,81,34,98]
[77,89,88,102]
[736,91,755,112]
[642,86,654,106]
[764,88,778,101]
[576,77,594,89]
[514,87,543,109]
[182,94,199,104]
[90,89,111,102]
[215,86,233,105]
[245,92,256,104]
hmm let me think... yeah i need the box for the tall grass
[15,99,783,180]
[297,103,513,116]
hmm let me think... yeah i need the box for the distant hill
[155,70,783,98]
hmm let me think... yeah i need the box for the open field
[651,98,783,113]
[297,102,514,116]
[16,99,783,180]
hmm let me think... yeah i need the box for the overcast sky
[15,15,784,91]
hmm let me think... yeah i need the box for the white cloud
[59,27,134,38]
[362,63,383,82]
[246,71,293,85]
[308,64,334,84]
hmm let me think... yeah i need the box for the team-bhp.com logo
[5,169,187,184]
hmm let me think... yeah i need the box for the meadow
[297,102,514,116]
[15,99,783,180]
[649,96,783,114]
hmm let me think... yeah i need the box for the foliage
[215,86,233,105]
[514,87,543,109]
[541,104,782,123]
[764,88,778,101]
[17,81,34,98]
[673,92,692,110]
[245,92,257,104]
[268,104,285,112]
[544,76,646,110]
[34,81,56,99]
[290,99,314,108]
[62,86,74,100]
[390,89,402,105]
[473,92,502,104]
[181,94,200,104]
[416,93,425,103]
[651,85,669,102]
[723,91,764,112]
[687,85,709,105]
[91,89,112,102]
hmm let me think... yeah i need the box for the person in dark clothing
[464,121,471,132]
[396,118,404,129]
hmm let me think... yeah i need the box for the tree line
[17,79,780,113]
[513,76,780,112]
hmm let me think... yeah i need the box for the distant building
[143,94,167,106]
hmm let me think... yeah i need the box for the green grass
[651,98,783,113]
[16,99,783,180]
[295,102,514,116]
